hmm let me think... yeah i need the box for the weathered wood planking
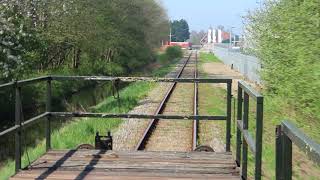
[11,150,240,180]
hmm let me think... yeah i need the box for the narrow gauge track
[135,51,199,151]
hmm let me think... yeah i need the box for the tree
[170,19,190,42]
[0,0,170,80]
[189,30,206,45]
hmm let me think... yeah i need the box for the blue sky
[161,0,260,35]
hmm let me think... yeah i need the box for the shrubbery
[166,46,183,60]
[158,46,183,64]
[244,0,320,119]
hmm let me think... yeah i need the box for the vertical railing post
[15,83,22,173]
[275,125,292,180]
[236,85,243,166]
[46,78,52,151]
[282,130,292,180]
[255,98,263,180]
[276,125,283,180]
[226,81,232,152]
[241,92,249,179]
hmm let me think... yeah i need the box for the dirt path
[197,54,245,152]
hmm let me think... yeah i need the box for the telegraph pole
[229,27,235,49]
[169,28,172,43]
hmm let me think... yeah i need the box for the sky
[161,0,260,35]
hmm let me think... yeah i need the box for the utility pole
[169,28,172,43]
[229,27,235,49]
[256,0,263,10]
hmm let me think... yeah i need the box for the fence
[214,45,262,84]
[0,75,233,173]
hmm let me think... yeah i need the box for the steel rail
[192,52,199,150]
[135,53,193,150]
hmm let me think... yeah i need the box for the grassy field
[198,52,320,179]
[0,58,180,180]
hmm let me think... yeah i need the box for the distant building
[169,42,192,49]
[201,27,231,44]
[161,41,192,50]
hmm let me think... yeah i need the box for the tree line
[0,0,170,81]
[0,0,171,130]
[170,19,190,42]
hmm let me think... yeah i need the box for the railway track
[135,51,199,151]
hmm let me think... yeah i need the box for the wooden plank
[12,150,240,180]
[29,163,237,173]
[13,170,239,180]
[36,156,236,164]
[41,152,234,161]
[42,150,234,157]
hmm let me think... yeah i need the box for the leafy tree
[170,19,190,42]
[189,30,206,45]
[0,0,170,80]
[0,0,171,164]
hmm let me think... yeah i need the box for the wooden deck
[11,150,240,180]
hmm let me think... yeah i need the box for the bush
[165,46,183,61]
[157,46,183,65]
[157,53,169,64]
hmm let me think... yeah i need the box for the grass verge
[199,52,221,63]
[0,58,180,180]
[198,53,320,179]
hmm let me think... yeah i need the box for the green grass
[0,59,179,180]
[198,53,320,179]
[199,52,221,63]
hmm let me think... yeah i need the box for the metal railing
[0,75,233,173]
[276,120,320,180]
[236,81,264,180]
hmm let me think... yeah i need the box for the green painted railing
[276,120,320,180]
[0,75,232,173]
[236,81,264,180]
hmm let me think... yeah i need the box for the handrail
[238,80,263,103]
[0,113,50,137]
[0,76,49,89]
[236,81,263,180]
[0,76,233,91]
[52,76,233,83]
[276,120,320,180]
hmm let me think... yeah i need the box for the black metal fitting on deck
[95,131,113,150]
